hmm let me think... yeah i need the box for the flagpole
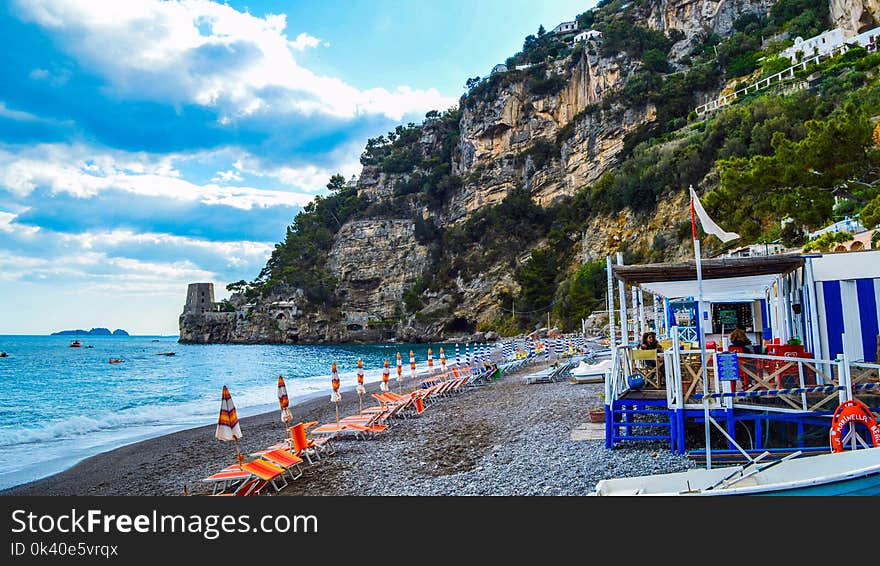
[694,237,708,392]
[690,186,709,396]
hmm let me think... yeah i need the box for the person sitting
[728,328,752,353]
[640,332,662,367]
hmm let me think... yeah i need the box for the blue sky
[0,0,593,335]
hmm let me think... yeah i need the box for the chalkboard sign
[719,309,738,326]
[711,302,754,334]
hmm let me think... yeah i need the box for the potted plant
[589,394,606,423]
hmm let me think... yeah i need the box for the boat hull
[592,447,880,496]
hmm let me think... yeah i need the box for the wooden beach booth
[603,251,880,455]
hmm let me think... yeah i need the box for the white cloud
[0,102,43,122]
[289,32,324,51]
[211,169,243,183]
[232,140,363,192]
[14,0,456,122]
[0,210,40,236]
[0,224,273,294]
[0,144,316,208]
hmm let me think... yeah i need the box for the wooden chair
[631,349,661,388]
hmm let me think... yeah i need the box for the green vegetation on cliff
[243,0,880,338]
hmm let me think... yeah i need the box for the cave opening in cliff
[445,317,475,334]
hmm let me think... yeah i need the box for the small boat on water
[157,352,176,356]
[0,352,8,357]
[108,358,124,364]
[70,340,82,348]
[591,447,880,496]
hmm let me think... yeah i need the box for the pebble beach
[2,363,695,496]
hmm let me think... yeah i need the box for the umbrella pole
[234,436,243,466]
[358,391,363,414]
[334,401,339,425]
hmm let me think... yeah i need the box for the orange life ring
[829,399,880,452]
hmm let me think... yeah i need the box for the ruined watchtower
[184,283,215,314]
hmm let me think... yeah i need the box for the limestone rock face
[180,0,778,344]
[830,0,880,35]
[639,0,776,60]
[326,219,429,321]
[452,50,654,218]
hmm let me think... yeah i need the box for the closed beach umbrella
[465,344,471,367]
[381,359,390,392]
[455,343,460,366]
[216,385,243,464]
[396,352,403,392]
[330,362,341,424]
[356,358,366,411]
[409,350,416,387]
[427,348,434,378]
[439,347,447,377]
[277,375,292,424]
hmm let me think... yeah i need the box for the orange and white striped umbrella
[396,352,403,383]
[427,348,434,376]
[330,362,341,403]
[277,375,292,424]
[381,359,390,392]
[356,358,366,395]
[440,347,447,377]
[215,385,242,442]
[409,350,416,381]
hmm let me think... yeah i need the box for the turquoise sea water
[0,335,459,490]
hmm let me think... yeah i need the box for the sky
[0,0,593,335]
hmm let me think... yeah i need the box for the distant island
[51,328,130,336]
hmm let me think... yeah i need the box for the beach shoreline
[1,363,694,496]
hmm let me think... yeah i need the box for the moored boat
[70,340,82,348]
[591,447,880,496]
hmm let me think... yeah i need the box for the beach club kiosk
[603,250,880,454]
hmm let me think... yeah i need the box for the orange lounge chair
[253,448,304,480]
[202,464,252,495]
[239,459,288,493]
[212,477,268,496]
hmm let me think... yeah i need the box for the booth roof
[612,255,804,301]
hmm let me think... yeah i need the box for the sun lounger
[202,464,252,495]
[289,422,328,464]
[239,459,289,493]
[210,477,269,496]
[253,448,304,480]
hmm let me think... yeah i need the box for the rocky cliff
[831,0,880,35]
[180,0,842,344]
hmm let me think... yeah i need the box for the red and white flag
[689,185,739,243]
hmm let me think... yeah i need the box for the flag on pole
[689,185,739,243]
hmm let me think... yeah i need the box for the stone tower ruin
[184,283,215,314]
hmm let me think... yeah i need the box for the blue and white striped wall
[810,251,880,363]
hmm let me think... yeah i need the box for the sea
[0,335,461,490]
